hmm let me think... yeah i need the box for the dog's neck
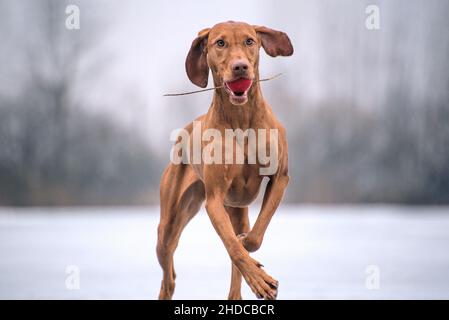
[210,73,266,130]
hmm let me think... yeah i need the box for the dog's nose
[232,60,249,75]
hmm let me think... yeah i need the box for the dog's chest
[224,172,263,207]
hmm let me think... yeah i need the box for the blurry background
[1,0,449,299]
[1,0,448,206]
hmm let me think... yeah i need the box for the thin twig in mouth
[163,73,283,97]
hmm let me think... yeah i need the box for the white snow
[0,205,449,299]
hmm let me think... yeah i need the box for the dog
[157,21,293,300]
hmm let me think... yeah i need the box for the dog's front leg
[241,174,289,252]
[205,195,278,299]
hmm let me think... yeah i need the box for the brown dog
[157,21,293,300]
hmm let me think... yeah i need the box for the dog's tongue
[226,78,252,93]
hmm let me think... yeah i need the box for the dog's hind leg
[226,206,250,300]
[157,164,205,300]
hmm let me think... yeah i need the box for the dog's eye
[216,40,225,47]
[245,38,255,46]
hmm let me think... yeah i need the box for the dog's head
[185,21,293,105]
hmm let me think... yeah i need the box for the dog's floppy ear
[253,25,293,57]
[185,28,210,88]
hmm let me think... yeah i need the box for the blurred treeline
[0,0,448,206]
[0,0,162,205]
[272,0,449,204]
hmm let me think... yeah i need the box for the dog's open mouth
[224,78,253,105]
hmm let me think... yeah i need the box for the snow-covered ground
[0,205,449,299]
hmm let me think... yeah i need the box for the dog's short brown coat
[157,21,293,300]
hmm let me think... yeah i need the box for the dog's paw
[240,257,278,300]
